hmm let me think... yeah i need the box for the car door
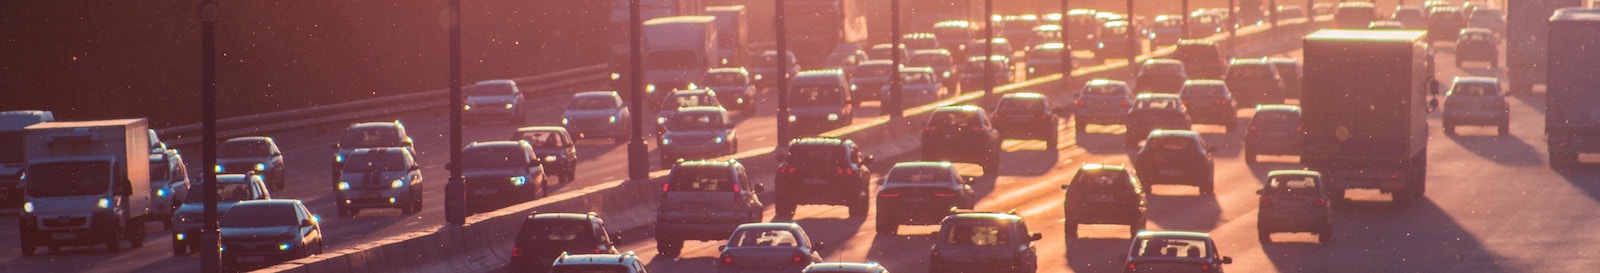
[253,179,270,200]
[523,144,543,179]
[296,203,320,248]
[735,165,761,213]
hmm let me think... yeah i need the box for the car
[561,91,632,143]
[508,212,622,273]
[1171,40,1228,79]
[655,89,724,139]
[171,174,270,256]
[851,60,899,105]
[549,252,646,273]
[1061,163,1146,238]
[658,106,738,169]
[1029,24,1063,50]
[803,262,891,273]
[1134,59,1188,94]
[1391,6,1428,29]
[1177,80,1237,132]
[1223,58,1286,108]
[1442,76,1510,135]
[928,212,1042,273]
[1244,105,1304,163]
[716,223,824,273]
[334,147,423,217]
[909,49,959,91]
[1124,231,1233,273]
[1001,14,1041,47]
[992,92,1065,148]
[462,140,548,209]
[1455,28,1498,68]
[971,38,1015,61]
[1334,1,1378,29]
[514,126,577,184]
[931,20,975,57]
[879,67,946,109]
[1133,130,1215,194]
[149,150,192,229]
[332,121,414,186]
[867,43,909,61]
[875,161,976,235]
[217,136,287,191]
[463,79,527,124]
[774,137,874,217]
[1074,79,1135,134]
[1257,170,1333,243]
[1468,7,1505,35]
[1126,93,1193,147]
[1094,20,1143,61]
[1025,42,1072,79]
[1188,9,1229,36]
[1064,9,1103,49]
[825,45,869,76]
[1147,15,1184,47]
[1427,6,1466,42]
[922,105,1003,174]
[752,50,801,90]
[789,70,855,135]
[1311,2,1336,16]
[1267,58,1303,99]
[902,32,943,53]
[218,200,323,271]
[703,68,759,113]
[657,159,764,255]
[960,55,1015,90]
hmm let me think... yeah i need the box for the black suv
[1133,59,1188,94]
[775,137,875,217]
[1257,170,1333,243]
[508,212,621,273]
[1126,93,1193,147]
[1061,163,1147,238]
[922,105,1003,175]
[1171,40,1227,79]
[789,70,855,135]
[1223,58,1286,108]
[1177,80,1237,133]
[656,159,764,256]
[992,92,1065,148]
[1133,130,1216,195]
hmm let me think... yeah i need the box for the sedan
[875,161,976,235]
[1442,76,1509,135]
[561,91,632,143]
[218,200,323,272]
[716,223,824,273]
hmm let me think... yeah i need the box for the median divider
[252,17,1328,273]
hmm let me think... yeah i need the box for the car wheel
[563,164,576,183]
[777,199,797,216]
[1443,121,1457,135]
[875,217,897,235]
[1245,149,1258,164]
[1075,122,1087,135]
[1499,119,1511,136]
[1046,132,1059,150]
[1200,175,1216,195]
[1258,229,1271,242]
[128,222,145,248]
[21,240,35,257]
[848,195,868,218]
[1064,222,1078,239]
[1318,227,1333,244]
[105,223,123,252]
[413,192,424,212]
[656,238,683,256]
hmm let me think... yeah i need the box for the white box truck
[642,16,719,105]
[18,118,153,255]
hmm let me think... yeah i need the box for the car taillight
[1127,262,1138,271]
[1076,99,1086,106]
[720,253,735,264]
[1215,99,1227,105]
[837,167,855,175]
[780,167,797,174]
[1202,263,1212,271]
[1260,196,1271,206]
[926,126,938,132]
[790,253,807,265]
[662,184,670,192]
[934,192,957,198]
[1120,100,1130,107]
[970,126,984,131]
[512,247,522,257]
[1316,197,1329,206]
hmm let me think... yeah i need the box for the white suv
[549,252,648,273]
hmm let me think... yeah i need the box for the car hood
[340,170,409,182]
[467,95,517,105]
[220,226,296,241]
[177,201,245,216]
[463,168,526,179]
[217,157,269,166]
[564,109,619,119]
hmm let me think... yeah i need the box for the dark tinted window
[517,131,567,148]
[942,220,1012,246]
[219,140,272,158]
[856,64,894,78]
[996,98,1045,113]
[1266,175,1321,195]
[1069,170,1134,193]
[730,228,802,247]
[929,110,983,128]
[1227,65,1274,79]
[519,219,595,244]
[568,96,619,110]
[1147,136,1198,152]
[703,72,747,86]
[1083,85,1128,95]
[669,167,734,191]
[1252,111,1300,125]
[665,112,725,130]
[886,166,954,184]
[185,182,256,204]
[1179,85,1227,97]
[220,203,297,228]
[787,145,846,166]
[1451,82,1500,96]
[794,85,844,105]
[469,82,516,96]
[150,158,170,181]
[910,54,950,66]
[1131,237,1210,258]
[464,145,528,169]
[343,151,409,172]
[340,126,402,149]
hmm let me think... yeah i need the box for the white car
[879,67,946,109]
[464,79,527,124]
[550,252,647,273]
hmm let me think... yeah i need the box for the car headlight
[788,115,798,122]
[175,233,186,241]
[608,116,617,123]
[510,176,527,186]
[279,243,292,251]
[219,245,226,252]
[850,84,858,91]
[545,155,557,162]
[714,137,725,143]
[254,163,266,171]
[943,71,951,78]
[156,189,168,197]
[827,114,840,121]
[391,179,405,189]
[97,198,110,209]
[1097,42,1104,49]
[646,84,657,93]
[657,117,667,124]
[335,154,345,163]
[214,165,224,173]
[688,83,698,90]
[338,182,351,191]
[561,118,569,125]
[661,138,672,145]
[22,202,33,213]
[463,104,473,110]
[504,104,514,109]
[610,73,621,80]
[754,74,764,81]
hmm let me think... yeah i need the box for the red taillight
[733,183,740,192]
[879,193,901,198]
[1215,99,1227,105]
[1127,262,1138,271]
[790,253,806,264]
[1296,126,1303,132]
[931,249,942,258]
[780,166,797,174]
[512,247,522,257]
[1315,197,1329,206]
[1202,263,1212,271]
[720,253,735,264]
[1120,100,1130,107]
[1076,100,1086,106]
[970,126,984,131]
[1259,197,1271,206]
[1040,114,1050,120]
[934,192,957,197]
[837,167,854,175]
[926,126,938,132]
[662,184,670,192]
[1013,250,1027,262]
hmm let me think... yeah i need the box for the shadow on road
[1263,198,1510,273]
[1447,133,1543,166]
[1065,237,1130,273]
[1145,192,1223,232]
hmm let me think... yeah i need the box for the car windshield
[997,98,1045,113]
[886,166,953,184]
[943,220,1012,246]
[703,72,747,86]
[661,93,716,109]
[340,127,402,149]
[1135,98,1183,109]
[730,228,802,247]
[519,219,594,243]
[220,203,297,228]
[905,72,936,84]
[184,182,256,204]
[1252,111,1300,124]
[856,65,893,78]
[1452,83,1500,96]
[930,110,982,128]
[1083,85,1128,95]
[342,151,408,172]
[668,167,734,192]
[568,96,618,110]
[794,85,844,105]
[665,112,725,130]
[25,161,110,197]
[1267,175,1321,195]
[550,265,629,273]
[464,145,528,169]
[1132,237,1210,258]
[516,131,566,148]
[469,83,515,96]
[219,140,271,158]
[1141,63,1182,75]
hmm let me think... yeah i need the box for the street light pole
[984,0,994,96]
[1229,0,1237,53]
[1126,0,1136,74]
[1061,0,1073,85]
[198,1,220,272]
[1269,0,1279,28]
[776,0,792,147]
[890,0,904,118]
[1183,0,1191,39]
[627,0,649,180]
[444,0,467,225]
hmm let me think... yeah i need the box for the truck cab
[19,119,154,255]
[0,110,54,211]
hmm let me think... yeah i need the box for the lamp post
[626,0,649,180]
[198,1,220,272]
[890,0,904,118]
[776,0,792,147]
[1126,0,1137,75]
[1061,0,1073,85]
[1229,0,1237,53]
[984,0,995,96]
[1183,0,1191,39]
[1269,0,1279,28]
[445,0,467,225]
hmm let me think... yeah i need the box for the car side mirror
[1221,256,1234,264]
[814,242,825,251]
[1256,189,1264,195]
[862,155,875,165]
[963,176,976,184]
[301,219,315,227]
[1030,233,1043,241]
[331,143,340,150]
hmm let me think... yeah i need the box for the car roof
[860,60,897,66]
[675,106,727,115]
[1143,59,1183,65]
[805,262,885,272]
[1136,230,1212,239]
[1228,58,1271,65]
[1183,79,1226,86]
[1002,92,1046,99]
[474,79,516,86]
[515,126,569,134]
[902,67,936,74]
[946,212,1024,221]
[1030,43,1066,51]
[223,136,272,144]
[1453,76,1499,84]
[789,137,847,146]
[1177,39,1215,46]
[903,32,938,39]
[1459,28,1493,35]
[707,67,749,75]
[796,69,846,78]
[465,140,524,149]
[1078,162,1128,172]
[911,49,951,56]
[892,161,954,169]
[670,89,714,96]
[1136,93,1181,100]
[736,222,802,230]
[214,174,259,184]
[528,212,600,221]
[1148,129,1201,139]
[1267,169,1322,178]
[933,20,972,28]
[351,147,409,155]
[1254,104,1302,113]
[676,159,739,168]
[1086,79,1129,87]
[574,91,621,98]
[555,252,641,266]
[933,105,985,114]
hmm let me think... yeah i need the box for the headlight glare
[279,243,291,251]
[335,154,344,163]
[561,118,569,125]
[463,105,473,110]
[827,114,840,121]
[22,202,33,213]
[714,137,725,143]
[544,155,557,162]
[608,116,617,123]
[214,165,224,173]
[510,176,527,186]
[338,182,351,191]
[97,198,110,209]
[391,180,405,189]
[504,104,514,109]
[157,189,168,197]
[657,117,667,124]
[254,163,266,171]
[788,115,798,122]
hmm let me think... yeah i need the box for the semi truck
[1301,30,1437,204]
[707,5,748,67]
[609,0,707,90]
[0,110,55,211]
[642,16,719,105]
[1545,8,1600,169]
[785,0,868,68]
[1506,0,1581,94]
[18,118,154,255]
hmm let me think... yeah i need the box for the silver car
[879,67,945,109]
[1442,76,1509,135]
[562,91,631,143]
[716,223,824,273]
[335,147,423,217]
[171,174,269,256]
[149,150,192,229]
[464,79,527,124]
[802,262,891,273]
[1073,79,1135,134]
[659,107,739,169]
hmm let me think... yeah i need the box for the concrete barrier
[251,17,1330,273]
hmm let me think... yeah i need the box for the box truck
[18,118,154,255]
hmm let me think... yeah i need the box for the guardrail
[158,64,609,147]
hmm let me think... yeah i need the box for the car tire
[1075,121,1088,135]
[1245,149,1258,164]
[173,239,188,256]
[1318,226,1333,244]
[875,217,897,235]
[1499,119,1510,136]
[656,238,682,256]
[848,195,868,218]
[1258,229,1271,242]
[1064,222,1078,239]
[413,192,424,212]
[1443,122,1456,135]
[106,223,122,252]
[128,222,145,248]
[1200,174,1216,195]
[1046,132,1059,150]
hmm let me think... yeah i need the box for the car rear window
[886,166,953,184]
[943,220,1012,246]
[516,131,567,148]
[997,98,1045,113]
[1451,83,1499,96]
[668,168,734,192]
[340,127,402,149]
[1083,84,1128,96]
[856,64,894,78]
[787,145,846,166]
[1180,85,1227,97]
[929,110,983,128]
[1252,111,1300,124]
[1132,237,1210,258]
[1227,65,1273,79]
[568,96,618,110]
[1266,175,1321,195]
[1069,171,1133,193]
[703,72,747,86]
[665,112,725,131]
[519,219,595,244]
[1147,136,1198,152]
[730,228,801,247]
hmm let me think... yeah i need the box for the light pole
[1229,0,1237,53]
[1061,0,1073,85]
[626,0,649,180]
[984,0,995,96]
[197,1,220,272]
[890,0,904,118]
[1126,0,1136,75]
[1269,0,1279,28]
[1183,0,1191,39]
[445,0,467,225]
[776,0,792,147]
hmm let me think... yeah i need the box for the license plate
[1380,180,1406,191]
[236,256,265,263]
[473,189,498,195]
[804,178,829,185]
[1159,169,1183,176]
[51,233,76,240]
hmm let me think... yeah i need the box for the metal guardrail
[159,64,608,147]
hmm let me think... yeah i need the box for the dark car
[1001,14,1041,47]
[703,68,759,112]
[1442,76,1510,135]
[992,92,1065,148]
[172,174,270,256]
[1124,231,1233,273]
[931,20,975,57]
[461,140,547,209]
[334,147,424,217]
[1177,80,1237,132]
[1392,6,1427,29]
[218,200,323,271]
[1061,163,1146,238]
[514,126,577,183]
[751,51,801,90]
[716,223,824,272]
[1268,58,1303,99]
[1147,15,1184,47]
[1126,93,1193,147]
[1172,40,1227,79]
[1455,28,1498,68]
[333,121,415,185]
[658,107,738,169]
[1427,6,1466,42]
[1075,79,1136,134]
[910,49,960,91]
[1334,2,1378,29]
[903,32,944,52]
[922,105,1003,174]
[789,70,855,135]
[507,212,621,273]
[1094,20,1142,61]
[868,43,909,62]
[657,159,764,255]
[875,162,976,235]
[850,60,899,105]
[775,137,874,217]
[960,55,1015,91]
[929,212,1042,273]
[654,89,724,139]
[1223,58,1286,108]
[217,136,287,191]
[1245,105,1304,163]
[1025,43,1072,79]
[1257,170,1333,243]
[1134,59,1188,94]
[1133,130,1215,194]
